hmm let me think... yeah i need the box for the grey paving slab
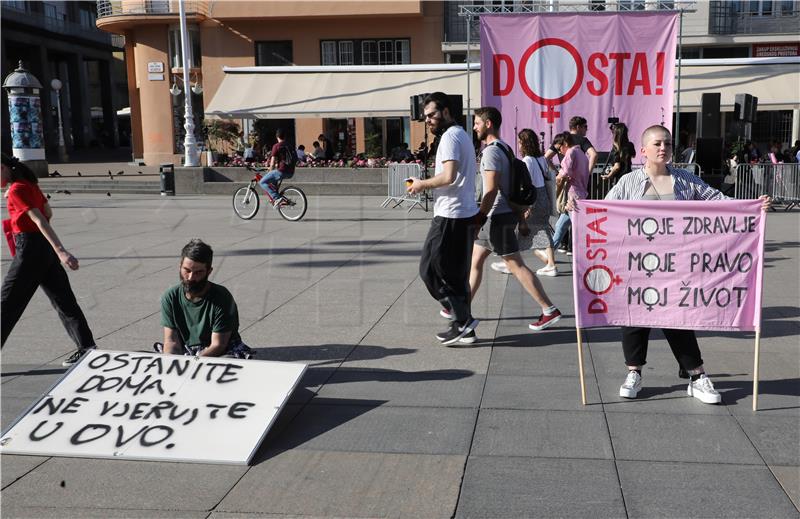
[771,466,800,511]
[734,414,800,465]
[481,374,602,411]
[0,506,207,518]
[315,368,485,408]
[618,460,799,518]
[0,457,247,511]
[471,409,614,459]
[217,450,464,518]
[710,375,800,416]
[0,454,48,489]
[270,401,476,455]
[488,342,597,377]
[456,455,625,518]
[607,413,764,464]
[2,396,40,431]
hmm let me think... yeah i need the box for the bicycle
[232,165,308,221]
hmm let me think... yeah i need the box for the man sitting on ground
[156,239,253,358]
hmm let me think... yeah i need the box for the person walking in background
[1,153,96,366]
[601,122,636,182]
[470,110,561,332]
[490,128,557,277]
[550,132,590,258]
[407,92,479,346]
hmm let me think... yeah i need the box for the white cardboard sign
[0,350,306,465]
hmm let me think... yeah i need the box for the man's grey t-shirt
[480,140,513,216]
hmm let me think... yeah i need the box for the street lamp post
[50,78,68,162]
[178,0,199,166]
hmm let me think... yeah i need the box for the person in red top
[258,128,295,207]
[1,153,96,366]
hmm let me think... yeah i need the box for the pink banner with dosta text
[480,12,677,151]
[572,200,765,331]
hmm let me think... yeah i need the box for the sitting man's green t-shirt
[160,239,253,358]
[160,283,241,353]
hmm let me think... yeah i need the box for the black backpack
[491,141,535,211]
[281,143,297,172]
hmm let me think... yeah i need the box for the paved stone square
[1,194,798,518]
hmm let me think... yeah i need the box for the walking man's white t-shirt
[433,125,479,219]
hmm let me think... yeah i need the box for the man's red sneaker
[528,309,562,331]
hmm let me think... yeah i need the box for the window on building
[338,41,354,65]
[745,0,774,15]
[5,1,26,11]
[79,7,97,29]
[780,1,797,15]
[703,46,750,58]
[679,47,702,59]
[395,40,410,64]
[590,1,606,11]
[362,41,378,65]
[321,41,336,66]
[619,0,646,10]
[43,2,67,28]
[378,40,394,64]
[169,25,202,69]
[320,39,411,65]
[255,41,293,66]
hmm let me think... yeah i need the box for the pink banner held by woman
[572,200,766,331]
[480,12,677,151]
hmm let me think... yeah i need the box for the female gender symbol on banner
[583,265,623,296]
[519,38,584,124]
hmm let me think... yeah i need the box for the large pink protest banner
[480,13,677,151]
[572,200,765,331]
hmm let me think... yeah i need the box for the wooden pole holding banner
[752,327,761,411]
[577,327,587,405]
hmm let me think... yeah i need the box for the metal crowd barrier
[734,163,800,210]
[382,163,425,212]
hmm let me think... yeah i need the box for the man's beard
[181,274,209,296]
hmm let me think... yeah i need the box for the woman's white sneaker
[490,261,511,274]
[687,374,722,404]
[619,371,642,398]
[536,265,558,277]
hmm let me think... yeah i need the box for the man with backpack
[258,128,296,207]
[470,107,562,332]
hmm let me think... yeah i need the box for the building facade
[96,1,445,165]
[1,0,128,159]
[96,1,799,166]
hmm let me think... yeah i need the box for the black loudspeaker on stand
[698,93,721,138]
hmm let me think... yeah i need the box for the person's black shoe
[62,346,96,367]
[678,366,689,379]
[436,319,479,346]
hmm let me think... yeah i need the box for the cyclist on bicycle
[259,128,296,207]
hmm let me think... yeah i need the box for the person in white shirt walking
[407,92,480,346]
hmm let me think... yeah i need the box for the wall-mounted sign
[148,73,164,81]
[147,61,165,73]
[752,43,800,57]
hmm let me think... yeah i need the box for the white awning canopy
[205,59,799,119]
[205,64,481,119]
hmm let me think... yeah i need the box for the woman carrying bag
[1,153,96,366]
[550,132,589,256]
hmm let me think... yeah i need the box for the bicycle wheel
[232,186,260,220]
[277,186,307,221]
